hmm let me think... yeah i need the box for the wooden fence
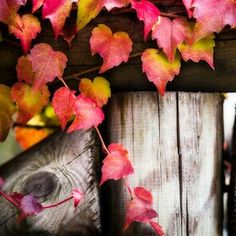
[0,92,224,236]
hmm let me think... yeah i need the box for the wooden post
[105,92,223,235]
[0,130,101,236]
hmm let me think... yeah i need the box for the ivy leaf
[100,143,134,185]
[149,221,165,236]
[72,189,84,208]
[178,35,215,69]
[77,0,104,32]
[42,0,74,39]
[0,0,26,27]
[141,49,181,96]
[124,186,158,229]
[67,95,104,133]
[11,82,50,124]
[104,0,130,11]
[16,55,35,84]
[52,87,76,129]
[0,84,15,141]
[79,77,111,107]
[32,0,44,13]
[28,43,68,91]
[152,17,192,62]
[60,19,77,47]
[182,0,194,18]
[9,14,41,53]
[131,0,160,39]
[90,24,133,73]
[192,0,236,41]
[19,195,43,221]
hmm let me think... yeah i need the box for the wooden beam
[0,13,236,92]
[104,92,223,235]
[0,130,101,236]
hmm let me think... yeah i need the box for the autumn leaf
[182,0,194,18]
[60,18,77,46]
[0,0,26,27]
[79,77,111,107]
[131,0,160,39]
[16,55,35,84]
[0,84,15,141]
[52,87,77,129]
[124,186,158,229]
[72,189,84,207]
[19,195,43,221]
[77,0,104,32]
[178,35,215,69]
[90,24,132,73]
[100,143,134,185]
[152,17,192,62]
[141,49,181,96]
[67,95,104,133]
[32,0,44,13]
[9,14,41,53]
[192,0,236,41]
[11,82,50,124]
[104,0,130,11]
[28,43,68,91]
[42,0,74,39]
[150,221,165,236]
[14,127,52,149]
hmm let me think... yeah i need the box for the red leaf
[104,0,130,11]
[182,0,194,18]
[11,82,50,124]
[42,0,74,39]
[90,24,132,73]
[192,0,236,41]
[134,187,153,205]
[72,189,84,208]
[150,221,165,236]
[28,43,68,91]
[32,0,44,13]
[100,143,134,185]
[67,95,104,132]
[19,195,43,221]
[9,192,24,207]
[152,17,192,62]
[131,0,160,39]
[0,0,25,27]
[16,55,35,84]
[141,48,181,96]
[52,87,76,129]
[60,18,77,46]
[9,14,41,53]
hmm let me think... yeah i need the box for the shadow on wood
[0,129,101,236]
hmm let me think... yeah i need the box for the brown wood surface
[0,129,101,236]
[0,12,236,92]
[104,92,223,235]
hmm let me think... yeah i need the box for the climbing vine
[0,0,236,235]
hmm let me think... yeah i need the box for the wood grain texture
[104,92,223,235]
[0,129,101,236]
[0,12,236,92]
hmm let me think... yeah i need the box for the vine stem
[0,191,18,207]
[43,196,73,209]
[95,127,110,155]
[123,178,134,200]
[59,77,70,89]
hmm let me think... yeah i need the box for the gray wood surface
[0,12,236,92]
[0,129,101,236]
[105,92,223,235]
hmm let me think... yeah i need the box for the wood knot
[23,172,59,198]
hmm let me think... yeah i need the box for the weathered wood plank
[0,130,101,236]
[178,93,223,235]
[0,12,236,92]
[104,92,223,235]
